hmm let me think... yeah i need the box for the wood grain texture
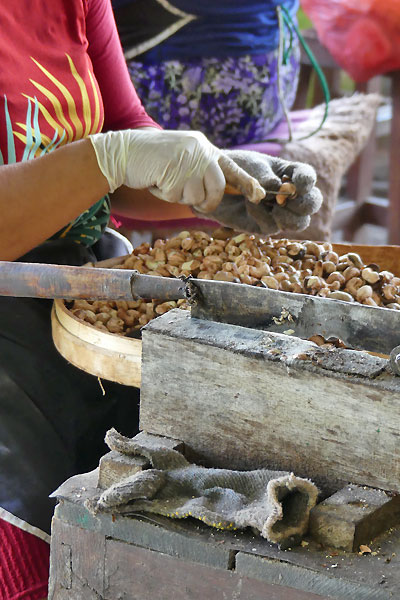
[140,310,400,493]
[104,537,328,600]
[49,517,105,599]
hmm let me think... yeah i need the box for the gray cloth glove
[85,429,319,546]
[194,149,323,235]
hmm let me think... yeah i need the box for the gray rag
[85,429,319,545]
[194,150,323,236]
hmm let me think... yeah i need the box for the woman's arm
[0,139,108,261]
[110,186,195,221]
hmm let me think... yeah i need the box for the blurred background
[113,2,400,247]
[295,7,394,246]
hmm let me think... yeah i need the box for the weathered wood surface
[140,310,400,493]
[309,484,400,551]
[51,300,142,387]
[49,517,328,600]
[49,518,105,599]
[49,473,400,600]
[104,537,327,600]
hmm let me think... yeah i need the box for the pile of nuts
[67,228,400,336]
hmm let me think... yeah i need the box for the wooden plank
[140,310,400,493]
[235,553,389,600]
[55,495,235,571]
[104,537,328,600]
[49,517,105,599]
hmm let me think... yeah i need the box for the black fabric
[0,234,140,534]
[113,0,182,56]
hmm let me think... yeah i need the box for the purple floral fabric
[127,45,300,148]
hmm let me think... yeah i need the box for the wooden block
[98,451,149,489]
[309,484,400,552]
[140,310,400,493]
[98,431,185,489]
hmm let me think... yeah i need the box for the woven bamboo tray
[51,254,141,387]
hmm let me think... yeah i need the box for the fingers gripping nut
[275,182,297,206]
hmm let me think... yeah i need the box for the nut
[305,276,325,291]
[345,277,363,296]
[276,182,297,206]
[304,241,322,259]
[356,285,373,303]
[155,301,177,315]
[342,253,364,269]
[309,334,325,346]
[213,270,237,282]
[322,261,336,275]
[361,267,380,285]
[343,266,360,281]
[287,242,304,258]
[328,291,354,302]
[106,317,125,333]
[261,276,279,290]
[67,230,400,336]
[382,284,397,302]
[326,272,346,286]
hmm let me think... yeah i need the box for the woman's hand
[89,129,265,213]
[193,149,323,235]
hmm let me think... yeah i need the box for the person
[112,0,301,148]
[0,1,321,598]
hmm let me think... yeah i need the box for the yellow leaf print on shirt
[13,54,103,158]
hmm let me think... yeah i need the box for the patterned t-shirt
[0,0,158,245]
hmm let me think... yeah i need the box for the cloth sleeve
[85,0,161,131]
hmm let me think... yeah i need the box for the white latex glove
[89,129,265,213]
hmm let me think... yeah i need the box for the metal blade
[2,261,399,355]
[190,278,400,355]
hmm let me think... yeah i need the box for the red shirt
[0,0,157,164]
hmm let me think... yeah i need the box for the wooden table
[48,469,400,600]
